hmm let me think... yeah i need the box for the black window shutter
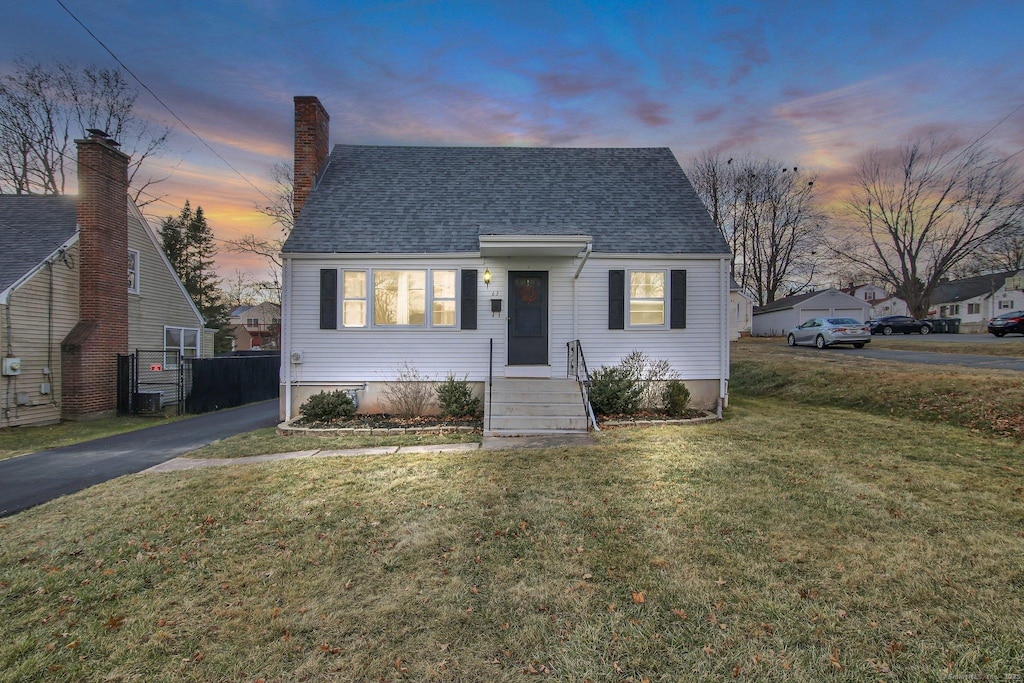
[609,270,625,329]
[670,269,687,329]
[461,269,477,330]
[320,268,337,330]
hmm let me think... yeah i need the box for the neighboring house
[928,270,1022,332]
[839,283,909,318]
[0,131,213,428]
[752,289,872,337]
[729,278,754,340]
[280,96,733,426]
[228,302,281,350]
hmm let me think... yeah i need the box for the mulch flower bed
[291,414,483,431]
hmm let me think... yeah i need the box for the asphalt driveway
[0,400,279,517]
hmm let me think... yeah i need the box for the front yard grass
[732,342,1024,440]
[0,414,182,462]
[2,395,1022,681]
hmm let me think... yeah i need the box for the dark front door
[508,271,548,365]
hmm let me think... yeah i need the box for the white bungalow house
[928,270,1023,333]
[280,97,733,432]
[840,284,909,318]
[752,289,871,337]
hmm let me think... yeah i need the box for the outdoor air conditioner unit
[290,351,304,364]
[2,357,22,376]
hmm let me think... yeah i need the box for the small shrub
[300,390,356,422]
[662,380,691,417]
[436,373,481,418]
[588,365,644,415]
[379,362,434,417]
[620,350,677,410]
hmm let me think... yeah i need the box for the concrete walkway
[146,432,597,473]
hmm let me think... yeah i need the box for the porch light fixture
[483,268,492,286]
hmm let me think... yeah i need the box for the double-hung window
[968,303,981,315]
[127,249,140,294]
[164,326,199,367]
[341,270,367,327]
[628,270,666,326]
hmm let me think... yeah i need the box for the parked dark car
[867,315,932,335]
[987,310,1024,337]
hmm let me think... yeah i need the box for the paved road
[786,344,1024,371]
[0,400,279,518]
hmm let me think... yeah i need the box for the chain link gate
[116,350,188,416]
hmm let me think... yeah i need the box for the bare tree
[689,153,824,305]
[226,162,294,304]
[840,136,1024,318]
[0,58,170,199]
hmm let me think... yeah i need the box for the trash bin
[928,319,947,333]
[947,318,960,334]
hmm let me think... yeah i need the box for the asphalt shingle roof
[0,195,78,293]
[284,145,730,255]
[930,271,1019,304]
[753,289,840,314]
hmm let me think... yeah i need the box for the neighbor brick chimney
[61,130,130,419]
[293,96,330,222]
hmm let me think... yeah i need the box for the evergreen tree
[160,201,232,352]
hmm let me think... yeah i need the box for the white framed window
[628,270,666,327]
[431,270,457,327]
[246,318,259,326]
[999,300,1015,310]
[968,303,981,315]
[164,326,199,367]
[127,249,140,294]
[342,270,367,328]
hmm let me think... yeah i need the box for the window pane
[432,300,456,327]
[630,301,665,325]
[343,301,366,327]
[165,328,180,347]
[344,271,365,298]
[183,329,198,348]
[374,271,425,326]
[433,270,456,298]
[630,271,664,298]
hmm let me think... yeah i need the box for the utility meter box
[2,357,22,376]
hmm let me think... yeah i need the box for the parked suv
[867,315,932,335]
[987,310,1024,337]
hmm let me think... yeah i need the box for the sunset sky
[3,1,1023,283]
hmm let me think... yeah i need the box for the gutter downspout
[282,256,292,422]
[718,256,729,419]
[572,242,592,344]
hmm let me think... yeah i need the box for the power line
[54,0,275,206]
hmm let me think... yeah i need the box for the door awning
[479,234,592,257]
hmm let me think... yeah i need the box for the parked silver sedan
[787,317,871,349]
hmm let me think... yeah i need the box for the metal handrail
[488,338,493,432]
[566,340,599,431]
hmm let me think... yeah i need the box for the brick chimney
[61,130,130,419]
[293,96,330,222]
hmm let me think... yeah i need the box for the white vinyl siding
[285,254,727,384]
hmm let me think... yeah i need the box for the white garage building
[752,289,872,337]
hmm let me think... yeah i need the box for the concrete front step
[485,378,591,433]
[487,402,584,417]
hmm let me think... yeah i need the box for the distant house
[0,131,213,427]
[280,96,733,430]
[752,289,871,337]
[928,270,1023,332]
[839,284,908,318]
[729,279,755,340]
[228,302,281,350]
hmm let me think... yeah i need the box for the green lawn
[2,391,1021,680]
